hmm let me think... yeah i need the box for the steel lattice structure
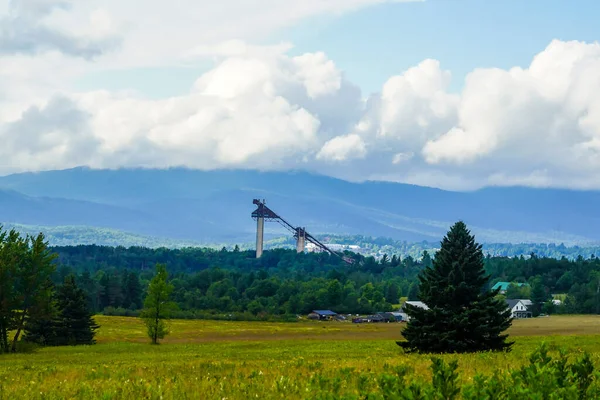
[251,199,353,264]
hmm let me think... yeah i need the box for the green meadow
[2,315,600,399]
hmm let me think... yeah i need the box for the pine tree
[122,271,143,310]
[530,277,548,317]
[398,221,513,353]
[25,276,99,346]
[23,280,59,346]
[421,250,433,268]
[78,270,100,313]
[10,233,57,352]
[54,275,99,345]
[0,228,26,353]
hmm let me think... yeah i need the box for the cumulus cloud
[317,134,367,162]
[419,40,600,187]
[6,0,417,69]
[2,37,600,191]
[65,49,360,171]
[0,0,120,58]
[0,96,98,172]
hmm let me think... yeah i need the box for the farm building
[308,310,338,320]
[390,312,404,322]
[398,301,429,321]
[352,312,401,323]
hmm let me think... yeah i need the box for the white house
[506,299,532,319]
[520,299,533,308]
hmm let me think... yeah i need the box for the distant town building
[306,243,363,254]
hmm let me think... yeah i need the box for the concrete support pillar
[256,216,264,258]
[296,228,306,253]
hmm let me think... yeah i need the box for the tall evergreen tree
[11,233,57,352]
[98,272,111,309]
[23,280,59,346]
[0,228,27,353]
[54,275,99,345]
[398,221,513,353]
[421,251,433,268]
[530,277,549,317]
[25,275,99,346]
[78,270,100,313]
[122,271,143,310]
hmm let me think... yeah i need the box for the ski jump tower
[251,199,353,264]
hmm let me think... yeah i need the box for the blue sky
[287,0,600,94]
[75,0,600,98]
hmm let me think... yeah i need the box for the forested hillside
[50,245,600,319]
[5,222,600,260]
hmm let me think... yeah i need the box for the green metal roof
[492,282,529,291]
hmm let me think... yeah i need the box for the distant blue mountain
[0,167,598,245]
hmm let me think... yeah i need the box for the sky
[1,0,600,190]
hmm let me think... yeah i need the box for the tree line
[0,228,98,353]
[38,242,600,319]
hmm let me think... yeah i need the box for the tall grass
[2,316,600,399]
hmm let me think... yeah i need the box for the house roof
[506,299,534,310]
[492,282,529,291]
[312,310,337,316]
[403,301,429,310]
[505,299,520,309]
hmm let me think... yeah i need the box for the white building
[506,299,532,319]
[306,243,363,253]
[399,301,429,321]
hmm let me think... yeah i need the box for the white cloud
[420,40,600,185]
[0,0,417,68]
[0,0,600,194]
[317,134,367,162]
[0,0,120,58]
[392,152,413,164]
[63,49,360,171]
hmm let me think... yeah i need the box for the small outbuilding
[390,312,404,322]
[399,301,429,322]
[310,310,338,320]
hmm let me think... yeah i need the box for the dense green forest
[47,244,600,319]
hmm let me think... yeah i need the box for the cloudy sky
[1,0,600,190]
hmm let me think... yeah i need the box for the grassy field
[2,315,600,399]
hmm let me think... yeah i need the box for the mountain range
[0,167,599,246]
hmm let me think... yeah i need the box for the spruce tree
[398,221,513,353]
[122,271,143,310]
[54,275,99,345]
[530,277,548,317]
[23,280,59,346]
